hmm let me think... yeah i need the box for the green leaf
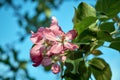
[97,31,113,42]
[64,59,91,80]
[89,58,112,80]
[88,20,99,32]
[76,28,97,43]
[96,12,109,21]
[74,17,97,35]
[65,58,83,74]
[93,40,104,49]
[95,0,120,18]
[109,41,120,51]
[112,37,120,41]
[73,2,96,23]
[64,77,73,80]
[64,51,91,80]
[67,51,83,60]
[73,7,81,24]
[78,2,96,20]
[89,58,105,70]
[63,72,81,80]
[64,59,82,80]
[99,22,115,33]
[78,62,91,80]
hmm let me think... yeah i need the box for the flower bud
[51,63,60,74]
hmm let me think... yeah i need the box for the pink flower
[51,63,60,74]
[30,44,45,67]
[30,27,45,44]
[43,16,78,54]
[41,56,52,66]
[30,16,78,74]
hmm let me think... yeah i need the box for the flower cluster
[30,16,78,74]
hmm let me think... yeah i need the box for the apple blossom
[30,16,78,74]
[43,17,78,55]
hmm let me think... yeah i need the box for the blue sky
[0,0,120,80]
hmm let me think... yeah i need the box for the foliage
[0,0,120,80]
[30,0,120,80]
[62,0,120,80]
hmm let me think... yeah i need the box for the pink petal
[65,30,77,40]
[43,28,58,41]
[64,42,78,50]
[30,27,45,44]
[51,16,58,26]
[46,50,55,56]
[50,17,65,36]
[41,56,52,66]
[51,63,60,74]
[49,43,63,54]
[50,16,60,32]
[50,25,64,36]
[30,44,45,67]
[61,56,66,63]
[30,32,42,44]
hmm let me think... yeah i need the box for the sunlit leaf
[88,20,99,32]
[73,2,96,24]
[74,17,97,35]
[78,2,96,20]
[89,58,112,80]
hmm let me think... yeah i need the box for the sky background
[0,0,120,80]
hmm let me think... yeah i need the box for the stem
[76,42,91,45]
[60,62,63,80]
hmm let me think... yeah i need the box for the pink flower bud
[41,57,52,66]
[61,56,66,63]
[51,63,60,74]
